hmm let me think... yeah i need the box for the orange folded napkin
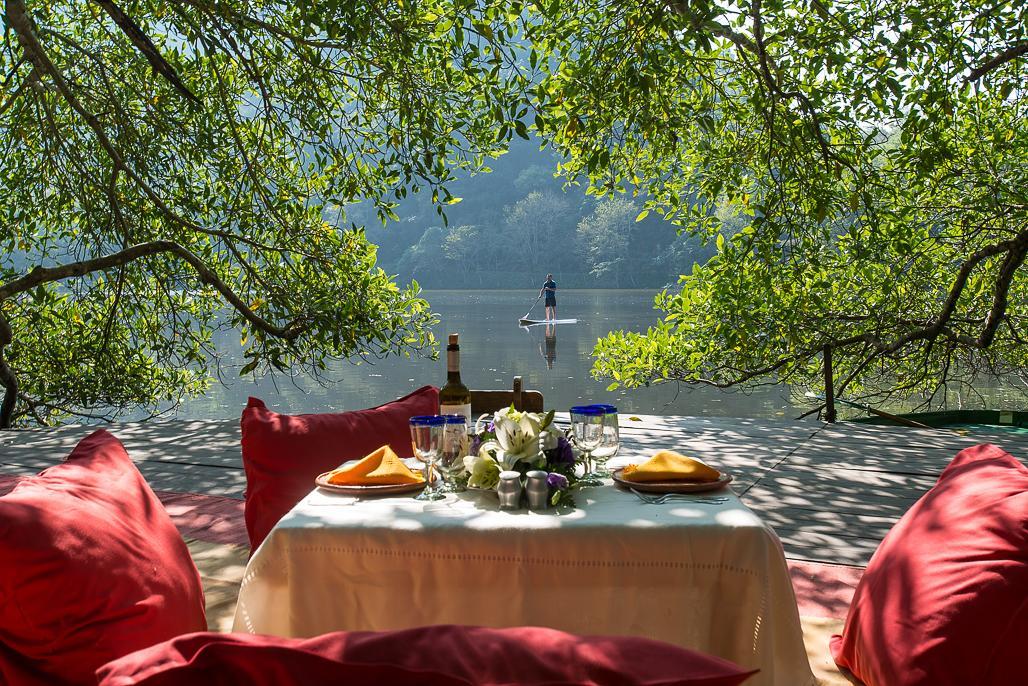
[621,450,721,483]
[326,445,425,486]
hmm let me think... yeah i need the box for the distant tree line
[354,140,718,289]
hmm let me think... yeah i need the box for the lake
[173,290,804,420]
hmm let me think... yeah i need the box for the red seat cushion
[830,443,1028,686]
[97,625,758,686]
[240,386,438,551]
[0,430,206,686]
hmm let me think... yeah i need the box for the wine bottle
[439,333,472,423]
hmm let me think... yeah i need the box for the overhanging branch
[91,0,201,103]
[7,0,222,241]
[967,40,1028,82]
[0,240,304,340]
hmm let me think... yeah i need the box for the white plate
[612,469,733,494]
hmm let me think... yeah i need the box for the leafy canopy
[0,0,535,425]
[526,0,1028,412]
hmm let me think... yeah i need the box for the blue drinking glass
[409,415,447,501]
[587,405,619,478]
[570,405,605,486]
[438,414,469,492]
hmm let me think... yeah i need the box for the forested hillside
[348,139,718,288]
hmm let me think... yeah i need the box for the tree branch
[0,240,304,340]
[15,391,47,425]
[90,0,201,103]
[966,40,1028,82]
[0,72,30,117]
[6,0,305,259]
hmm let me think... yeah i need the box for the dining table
[232,450,815,686]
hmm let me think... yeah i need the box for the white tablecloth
[233,480,814,686]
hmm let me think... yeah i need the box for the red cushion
[240,386,439,551]
[97,625,758,686]
[830,443,1028,686]
[0,430,206,686]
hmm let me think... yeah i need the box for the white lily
[491,408,545,470]
[464,447,501,490]
[539,425,560,452]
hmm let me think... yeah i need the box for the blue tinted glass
[569,405,605,416]
[409,415,447,426]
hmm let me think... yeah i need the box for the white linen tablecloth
[233,481,814,686]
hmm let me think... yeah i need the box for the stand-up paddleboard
[519,318,578,326]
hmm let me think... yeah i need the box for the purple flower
[550,436,574,466]
[485,421,495,433]
[547,472,569,491]
[469,435,483,457]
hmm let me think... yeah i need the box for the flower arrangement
[462,406,579,506]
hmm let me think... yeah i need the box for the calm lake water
[173,290,804,420]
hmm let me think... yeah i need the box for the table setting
[311,403,737,511]
[232,402,815,686]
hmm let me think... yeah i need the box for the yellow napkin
[326,445,425,486]
[621,450,721,483]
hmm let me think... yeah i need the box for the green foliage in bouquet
[464,406,580,507]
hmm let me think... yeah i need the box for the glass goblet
[438,414,469,492]
[570,405,605,487]
[588,404,620,478]
[409,415,446,501]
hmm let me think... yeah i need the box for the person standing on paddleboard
[540,274,557,321]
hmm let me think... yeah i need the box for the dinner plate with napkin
[316,445,427,494]
[613,450,732,493]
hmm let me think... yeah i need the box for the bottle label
[440,402,472,425]
[447,349,459,373]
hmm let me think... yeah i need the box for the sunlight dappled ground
[6,414,1028,683]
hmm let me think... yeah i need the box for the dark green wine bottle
[439,333,471,423]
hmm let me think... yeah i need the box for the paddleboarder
[539,274,557,321]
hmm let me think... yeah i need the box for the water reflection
[543,323,557,369]
[523,322,559,370]
[171,290,802,420]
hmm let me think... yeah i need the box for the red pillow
[0,430,206,686]
[830,443,1028,686]
[97,625,758,686]
[240,386,439,551]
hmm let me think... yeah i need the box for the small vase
[525,470,549,510]
[497,471,523,510]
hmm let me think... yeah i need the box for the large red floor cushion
[0,430,206,686]
[830,443,1028,686]
[97,625,758,686]
[240,386,438,551]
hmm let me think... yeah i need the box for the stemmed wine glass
[570,405,605,487]
[409,415,446,501]
[588,404,620,478]
[438,414,469,492]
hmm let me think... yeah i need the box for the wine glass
[409,415,446,501]
[570,405,605,487]
[438,414,469,492]
[588,404,620,478]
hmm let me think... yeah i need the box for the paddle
[522,294,542,321]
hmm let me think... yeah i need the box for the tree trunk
[0,360,16,429]
[0,313,17,428]
[823,344,837,423]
